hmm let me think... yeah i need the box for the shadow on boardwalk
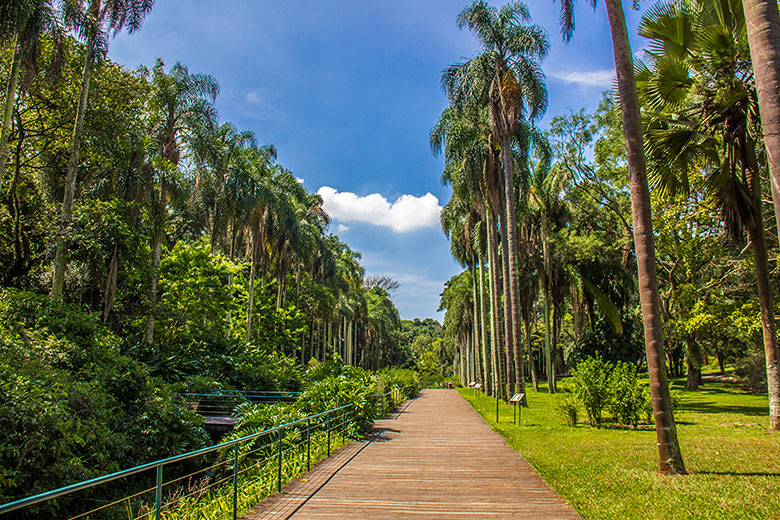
[243,389,580,519]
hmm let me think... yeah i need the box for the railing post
[327,414,331,457]
[277,428,283,493]
[232,443,239,520]
[306,418,311,471]
[155,465,163,520]
[341,408,345,445]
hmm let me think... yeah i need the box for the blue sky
[110,1,650,320]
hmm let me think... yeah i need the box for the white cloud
[336,223,350,233]
[295,177,304,184]
[317,186,441,233]
[549,69,614,88]
[244,90,262,104]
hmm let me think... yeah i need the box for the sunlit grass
[459,379,780,520]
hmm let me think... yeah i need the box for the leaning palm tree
[742,0,780,239]
[638,0,780,430]
[446,0,550,396]
[52,0,155,299]
[553,0,686,475]
[0,0,61,190]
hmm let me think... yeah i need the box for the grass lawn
[458,379,780,520]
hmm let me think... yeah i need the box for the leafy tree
[637,0,780,429]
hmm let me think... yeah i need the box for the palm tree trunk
[469,263,484,385]
[486,210,503,397]
[52,43,95,299]
[498,201,515,396]
[745,141,780,430]
[605,0,686,474]
[0,34,21,191]
[526,314,539,392]
[144,229,162,345]
[245,258,256,341]
[743,0,780,242]
[499,132,526,397]
[144,185,168,346]
[102,244,119,325]
[479,262,492,395]
[542,274,552,390]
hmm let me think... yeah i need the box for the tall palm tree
[742,0,780,240]
[0,0,61,190]
[52,0,155,299]
[433,103,499,394]
[554,0,686,474]
[447,0,550,396]
[638,0,780,430]
[144,59,218,345]
[191,122,256,254]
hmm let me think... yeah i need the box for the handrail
[0,390,406,517]
[181,390,300,397]
[0,403,352,515]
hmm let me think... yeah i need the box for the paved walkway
[243,389,580,519]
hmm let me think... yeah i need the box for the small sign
[474,383,482,389]
[509,393,525,403]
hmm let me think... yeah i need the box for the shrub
[557,394,579,426]
[571,356,613,427]
[607,362,645,429]
[375,367,420,396]
[735,353,767,394]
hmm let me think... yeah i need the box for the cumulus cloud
[317,186,441,233]
[549,69,614,88]
[295,177,304,185]
[336,223,350,233]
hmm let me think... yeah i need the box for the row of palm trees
[438,0,780,475]
[0,1,404,370]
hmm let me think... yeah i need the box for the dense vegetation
[436,0,780,474]
[0,0,423,506]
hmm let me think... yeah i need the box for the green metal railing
[0,390,406,520]
[181,390,300,417]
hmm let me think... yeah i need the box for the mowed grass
[458,379,780,520]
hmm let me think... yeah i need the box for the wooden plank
[243,389,580,519]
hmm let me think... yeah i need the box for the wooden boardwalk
[243,389,580,519]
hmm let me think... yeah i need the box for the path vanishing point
[243,389,580,519]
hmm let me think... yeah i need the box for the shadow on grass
[697,470,780,477]
[683,401,767,417]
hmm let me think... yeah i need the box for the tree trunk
[542,276,552,389]
[743,0,780,243]
[526,314,539,392]
[749,223,780,430]
[498,200,515,396]
[685,359,701,391]
[499,131,526,397]
[745,141,780,430]
[102,245,119,325]
[0,35,21,191]
[245,258,256,341]
[144,186,167,346]
[469,264,484,386]
[52,44,94,299]
[486,211,503,398]
[479,262,492,395]
[605,0,686,474]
